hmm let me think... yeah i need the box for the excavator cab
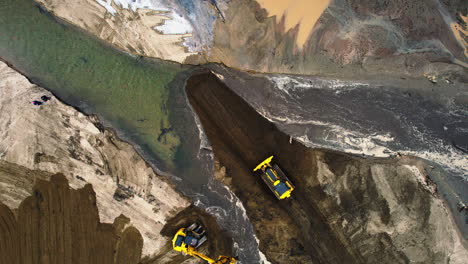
[172,223,207,253]
[172,224,236,264]
[253,156,295,199]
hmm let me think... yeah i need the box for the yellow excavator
[253,156,295,199]
[172,223,236,264]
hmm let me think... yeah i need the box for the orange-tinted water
[256,0,330,47]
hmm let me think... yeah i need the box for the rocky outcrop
[186,72,468,264]
[0,173,143,264]
[0,60,190,257]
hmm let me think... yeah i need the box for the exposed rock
[213,159,230,187]
[0,60,190,256]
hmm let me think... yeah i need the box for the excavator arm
[187,247,216,263]
[187,247,236,264]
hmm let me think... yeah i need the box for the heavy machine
[172,223,236,264]
[253,156,295,199]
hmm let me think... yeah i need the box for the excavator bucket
[216,256,237,264]
[254,156,295,199]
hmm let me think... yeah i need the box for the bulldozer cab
[254,156,295,199]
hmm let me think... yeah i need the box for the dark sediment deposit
[186,72,467,264]
[0,173,143,264]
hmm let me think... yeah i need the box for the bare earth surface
[0,173,144,264]
[33,0,467,79]
[186,72,468,264]
[0,60,236,264]
[1,1,467,263]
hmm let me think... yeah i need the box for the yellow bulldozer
[253,156,295,199]
[172,223,236,264]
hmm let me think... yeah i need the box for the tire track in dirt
[186,72,361,264]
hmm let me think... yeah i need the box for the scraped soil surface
[185,72,467,264]
[186,72,361,264]
[0,173,143,264]
[0,165,233,264]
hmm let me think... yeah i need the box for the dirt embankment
[0,173,143,264]
[186,72,468,264]
[31,0,467,80]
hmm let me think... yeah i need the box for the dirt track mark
[186,72,361,264]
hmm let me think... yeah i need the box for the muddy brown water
[186,72,363,264]
[256,0,331,47]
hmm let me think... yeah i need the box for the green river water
[0,0,190,170]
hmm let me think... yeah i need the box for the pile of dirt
[0,173,143,264]
[186,72,468,264]
[0,160,52,210]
